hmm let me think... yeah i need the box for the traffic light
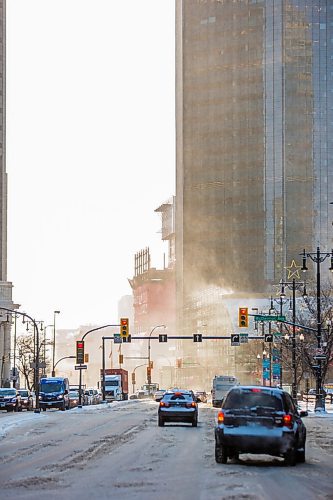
[123,335,131,343]
[76,340,85,364]
[264,333,273,343]
[176,358,182,368]
[238,307,249,328]
[84,353,89,363]
[131,372,135,384]
[119,354,124,364]
[147,366,151,377]
[120,318,129,338]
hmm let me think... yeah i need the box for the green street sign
[254,315,286,322]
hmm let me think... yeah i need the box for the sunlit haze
[6,0,175,329]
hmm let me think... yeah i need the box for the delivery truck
[100,368,128,402]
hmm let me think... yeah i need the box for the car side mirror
[299,410,308,417]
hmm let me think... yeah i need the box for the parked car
[154,389,166,402]
[69,390,80,408]
[215,385,307,466]
[17,389,34,411]
[194,390,208,403]
[158,389,198,427]
[0,388,22,412]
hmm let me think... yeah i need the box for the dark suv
[215,386,307,466]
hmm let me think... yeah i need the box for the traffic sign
[159,334,168,343]
[254,315,286,322]
[231,334,240,346]
[264,333,273,343]
[114,334,122,344]
[193,334,202,342]
[240,334,248,344]
[313,355,326,360]
[75,365,87,370]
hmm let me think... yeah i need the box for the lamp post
[300,247,333,411]
[270,295,290,387]
[279,278,307,401]
[53,355,76,375]
[147,325,166,387]
[52,311,60,377]
[43,324,54,376]
[0,307,41,413]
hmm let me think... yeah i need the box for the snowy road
[0,400,332,500]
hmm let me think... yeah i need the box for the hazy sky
[6,1,175,329]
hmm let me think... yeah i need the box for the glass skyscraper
[175,0,333,386]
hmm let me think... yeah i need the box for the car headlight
[11,398,17,402]
[39,396,42,400]
[57,395,64,400]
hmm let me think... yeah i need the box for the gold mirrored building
[175,0,333,388]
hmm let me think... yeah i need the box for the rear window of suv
[223,389,283,411]
[163,393,193,401]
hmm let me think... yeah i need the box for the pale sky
[6,0,175,329]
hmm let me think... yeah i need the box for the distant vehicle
[154,389,166,402]
[39,377,70,411]
[142,383,159,396]
[0,388,22,412]
[194,390,208,403]
[85,388,101,405]
[158,389,198,427]
[212,375,239,407]
[101,369,128,402]
[215,385,308,465]
[69,390,80,408]
[17,389,34,411]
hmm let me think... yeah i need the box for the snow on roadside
[0,411,47,438]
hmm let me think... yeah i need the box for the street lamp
[53,355,76,375]
[300,247,333,411]
[279,278,307,401]
[52,311,60,377]
[147,325,166,387]
[270,295,290,388]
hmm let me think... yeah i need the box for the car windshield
[40,382,63,393]
[69,391,79,398]
[223,389,283,411]
[0,389,16,396]
[18,390,29,397]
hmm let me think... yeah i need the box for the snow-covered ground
[0,400,332,500]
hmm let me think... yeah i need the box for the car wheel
[284,445,297,466]
[296,441,306,463]
[158,415,164,427]
[215,443,228,464]
[192,417,198,427]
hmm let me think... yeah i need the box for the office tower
[0,0,14,386]
[175,1,333,386]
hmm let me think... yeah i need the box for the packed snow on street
[0,399,332,500]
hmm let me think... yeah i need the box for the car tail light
[185,402,196,408]
[283,414,293,428]
[159,401,169,408]
[250,388,262,393]
[217,411,225,424]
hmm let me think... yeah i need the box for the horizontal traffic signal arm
[102,335,264,340]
